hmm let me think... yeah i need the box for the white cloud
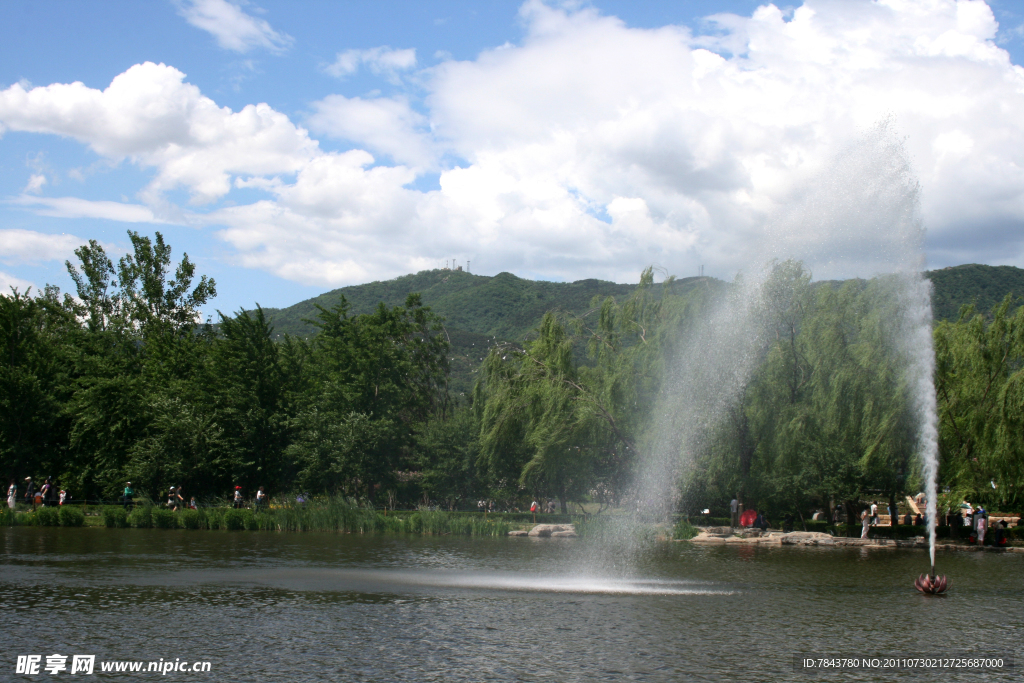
[23,174,46,194]
[324,46,417,82]
[0,229,86,265]
[0,270,36,294]
[175,0,292,54]
[0,62,320,204]
[306,95,435,168]
[10,196,166,224]
[3,0,1024,288]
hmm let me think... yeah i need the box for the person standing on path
[7,479,16,510]
[730,496,739,528]
[123,482,133,510]
[977,510,988,545]
[233,486,243,509]
[24,477,36,511]
[255,486,267,511]
[861,509,870,539]
[870,501,878,526]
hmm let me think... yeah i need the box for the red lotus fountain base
[914,573,948,594]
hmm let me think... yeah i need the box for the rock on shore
[508,524,577,538]
[686,528,1024,552]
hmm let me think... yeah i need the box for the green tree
[0,287,79,482]
[934,295,1024,506]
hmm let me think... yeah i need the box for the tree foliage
[3,231,1022,514]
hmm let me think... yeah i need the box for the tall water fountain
[598,123,944,588]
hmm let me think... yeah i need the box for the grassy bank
[1,503,701,542]
[3,500,519,537]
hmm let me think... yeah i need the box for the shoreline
[684,527,1024,552]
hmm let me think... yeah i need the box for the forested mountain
[261,264,1024,395]
[267,264,1024,339]
[925,264,1024,320]
[264,269,655,339]
[261,270,714,395]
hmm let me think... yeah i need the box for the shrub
[35,506,60,526]
[128,506,152,529]
[223,509,245,531]
[179,509,203,530]
[151,508,177,529]
[58,506,85,527]
[104,507,129,528]
[1,507,15,526]
[673,518,698,540]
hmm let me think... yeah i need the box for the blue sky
[2,0,1024,318]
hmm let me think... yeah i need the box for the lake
[2,527,1019,681]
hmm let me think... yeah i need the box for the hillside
[260,269,712,396]
[262,269,643,340]
[258,264,1024,395]
[925,264,1024,321]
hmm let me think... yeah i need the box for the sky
[1,0,1023,317]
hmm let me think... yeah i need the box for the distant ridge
[260,269,711,395]
[260,269,712,341]
[925,264,1024,321]
[258,263,1024,394]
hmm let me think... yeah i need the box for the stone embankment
[687,527,1024,552]
[508,524,577,538]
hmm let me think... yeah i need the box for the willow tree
[477,268,713,511]
[477,313,592,511]
[934,295,1024,507]
[690,268,918,523]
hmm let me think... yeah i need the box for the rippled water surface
[2,527,1020,681]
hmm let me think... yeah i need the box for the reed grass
[7,496,514,537]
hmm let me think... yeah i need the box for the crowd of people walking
[7,478,266,513]
[7,477,69,511]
